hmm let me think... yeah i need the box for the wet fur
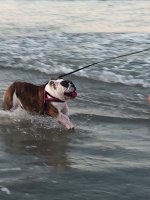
[3,81,59,118]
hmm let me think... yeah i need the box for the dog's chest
[51,102,66,112]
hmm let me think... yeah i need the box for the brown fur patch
[3,81,59,118]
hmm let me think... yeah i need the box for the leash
[58,47,150,79]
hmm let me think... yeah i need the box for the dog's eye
[61,80,69,88]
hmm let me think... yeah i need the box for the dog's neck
[45,82,66,102]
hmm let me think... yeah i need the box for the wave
[1,107,149,122]
[1,63,150,88]
[0,62,73,76]
[72,112,150,124]
[0,108,58,129]
[0,32,150,88]
[74,69,150,88]
[96,70,150,88]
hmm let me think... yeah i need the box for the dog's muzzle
[64,90,77,98]
[60,80,77,99]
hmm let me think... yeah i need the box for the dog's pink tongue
[72,91,77,98]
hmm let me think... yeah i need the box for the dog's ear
[49,81,56,89]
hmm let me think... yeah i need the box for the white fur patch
[51,102,66,112]
[45,80,66,101]
[12,91,23,109]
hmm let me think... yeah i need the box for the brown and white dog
[3,79,77,130]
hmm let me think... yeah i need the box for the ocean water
[0,0,150,199]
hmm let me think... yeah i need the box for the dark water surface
[0,0,150,199]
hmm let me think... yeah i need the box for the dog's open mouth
[64,91,77,98]
[60,79,77,99]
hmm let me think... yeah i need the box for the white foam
[0,108,30,125]
[0,186,11,195]
[0,108,60,129]
[99,70,150,87]
[77,69,150,88]
[0,168,21,172]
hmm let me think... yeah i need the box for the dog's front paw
[57,113,74,130]
[65,123,74,130]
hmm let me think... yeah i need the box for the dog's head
[45,79,77,101]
